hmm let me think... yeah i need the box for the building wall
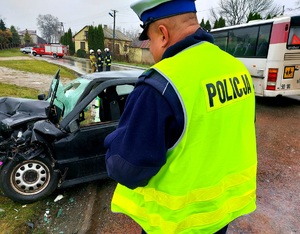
[74,26,89,53]
[19,31,38,46]
[141,49,154,65]
[104,39,112,52]
[30,35,38,44]
[104,39,131,56]
[75,28,131,56]
[74,26,154,65]
[128,47,154,65]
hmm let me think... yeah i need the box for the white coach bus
[210,15,300,97]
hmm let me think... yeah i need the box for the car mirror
[67,119,80,133]
[38,94,46,100]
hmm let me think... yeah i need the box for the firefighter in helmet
[104,48,112,71]
[96,49,104,72]
[89,49,97,73]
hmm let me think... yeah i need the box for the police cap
[130,0,196,41]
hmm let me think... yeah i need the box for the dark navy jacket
[104,28,214,189]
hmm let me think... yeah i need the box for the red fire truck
[32,44,68,58]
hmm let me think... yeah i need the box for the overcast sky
[0,0,298,36]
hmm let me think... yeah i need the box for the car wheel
[32,52,37,56]
[0,157,59,203]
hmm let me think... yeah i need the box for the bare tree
[286,0,300,12]
[210,0,282,26]
[37,14,60,43]
[123,27,141,40]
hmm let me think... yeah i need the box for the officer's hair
[154,13,198,34]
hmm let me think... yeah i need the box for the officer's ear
[157,24,169,48]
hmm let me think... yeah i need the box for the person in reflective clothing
[89,49,97,73]
[104,48,112,71]
[104,0,257,233]
[96,49,104,72]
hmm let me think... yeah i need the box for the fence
[0,43,20,50]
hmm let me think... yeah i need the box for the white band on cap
[131,0,173,19]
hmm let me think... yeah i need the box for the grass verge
[0,48,78,79]
[0,59,77,79]
[0,196,47,233]
[0,48,28,57]
[0,82,40,98]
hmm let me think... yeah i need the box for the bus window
[288,27,300,48]
[288,16,300,49]
[243,26,259,57]
[227,31,237,55]
[233,36,245,56]
[256,24,272,57]
[212,31,228,51]
[227,26,259,57]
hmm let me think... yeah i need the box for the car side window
[80,84,134,126]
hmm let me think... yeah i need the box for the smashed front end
[0,69,90,168]
[0,97,50,165]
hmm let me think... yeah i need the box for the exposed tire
[0,156,59,204]
[32,52,37,56]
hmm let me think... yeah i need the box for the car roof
[79,70,144,81]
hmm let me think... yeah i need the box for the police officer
[89,49,97,73]
[104,0,257,233]
[96,49,104,72]
[104,48,112,71]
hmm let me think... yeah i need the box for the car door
[53,79,135,186]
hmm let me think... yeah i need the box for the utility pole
[109,10,117,55]
[61,22,64,33]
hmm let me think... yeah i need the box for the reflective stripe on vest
[111,42,257,233]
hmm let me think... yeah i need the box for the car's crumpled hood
[0,97,49,127]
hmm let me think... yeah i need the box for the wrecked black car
[0,69,141,203]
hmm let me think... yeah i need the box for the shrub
[76,49,87,58]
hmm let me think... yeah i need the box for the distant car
[0,69,142,203]
[20,47,32,54]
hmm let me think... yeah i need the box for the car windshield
[47,76,90,118]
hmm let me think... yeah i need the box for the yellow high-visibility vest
[111,42,257,234]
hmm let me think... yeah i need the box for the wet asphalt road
[32,55,145,75]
